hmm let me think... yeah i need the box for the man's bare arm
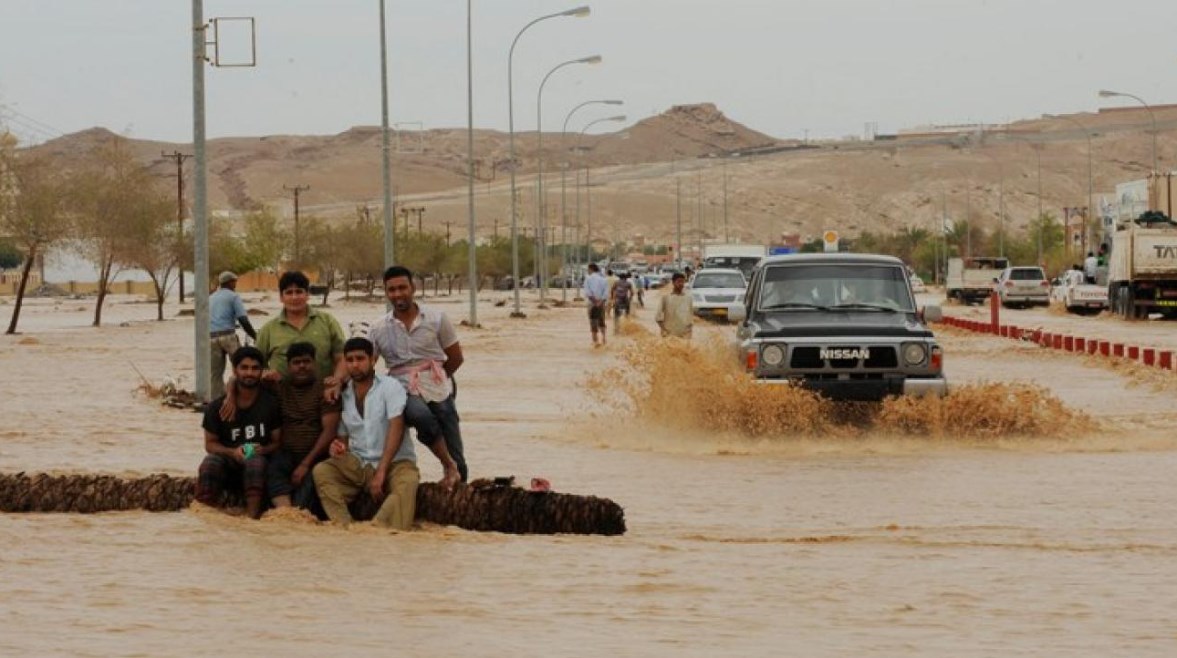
[442,343,464,377]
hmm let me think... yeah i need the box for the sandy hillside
[24,103,1177,247]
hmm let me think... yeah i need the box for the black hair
[279,270,310,292]
[285,341,316,361]
[383,265,414,284]
[587,263,599,272]
[231,345,265,368]
[606,269,614,276]
[672,272,686,281]
[343,336,375,356]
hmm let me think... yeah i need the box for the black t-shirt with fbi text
[202,390,283,448]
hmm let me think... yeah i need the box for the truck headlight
[902,343,927,366]
[761,344,785,366]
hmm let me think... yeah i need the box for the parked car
[994,266,1050,308]
[729,253,946,401]
[909,273,927,294]
[688,268,747,321]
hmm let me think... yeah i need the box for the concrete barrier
[1053,335,1063,350]
[1128,346,1140,360]
[1113,343,1125,358]
[1099,340,1110,357]
[1064,336,1075,351]
[1143,348,1156,367]
[1074,337,1086,353]
[1160,351,1174,370]
[1086,339,1099,355]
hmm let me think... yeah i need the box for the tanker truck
[1107,176,1177,319]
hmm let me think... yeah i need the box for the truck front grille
[790,346,899,369]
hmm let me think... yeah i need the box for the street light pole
[465,0,477,326]
[575,114,626,276]
[191,0,210,401]
[536,55,601,305]
[559,99,622,302]
[379,0,395,276]
[507,5,590,318]
[1099,89,1158,174]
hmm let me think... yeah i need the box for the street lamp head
[603,100,624,105]
[562,5,591,17]
[606,115,627,123]
[1097,89,1121,98]
[578,55,603,65]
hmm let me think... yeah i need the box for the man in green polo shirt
[222,270,348,422]
[255,270,346,383]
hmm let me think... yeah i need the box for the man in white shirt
[582,263,609,347]
[369,266,464,486]
[313,337,420,529]
[1083,251,1098,284]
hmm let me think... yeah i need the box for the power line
[0,104,65,141]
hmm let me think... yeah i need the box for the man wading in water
[582,263,609,347]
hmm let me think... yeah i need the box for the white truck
[946,256,1009,304]
[1106,213,1177,319]
[701,244,768,278]
[1057,269,1108,314]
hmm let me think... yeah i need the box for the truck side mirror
[922,304,943,323]
[728,303,747,323]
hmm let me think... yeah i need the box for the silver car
[689,268,747,321]
[995,266,1051,308]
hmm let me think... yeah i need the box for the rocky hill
[20,103,1177,250]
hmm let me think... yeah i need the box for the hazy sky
[2,0,1176,144]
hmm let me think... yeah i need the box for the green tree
[70,137,152,327]
[120,182,180,320]
[1,140,71,334]
[0,238,22,270]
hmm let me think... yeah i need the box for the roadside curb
[936,315,1176,372]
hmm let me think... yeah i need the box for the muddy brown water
[2,293,1176,657]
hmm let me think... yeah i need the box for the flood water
[2,291,1176,657]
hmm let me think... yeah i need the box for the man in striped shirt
[264,341,341,513]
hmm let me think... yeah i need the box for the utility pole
[443,220,453,246]
[585,167,592,265]
[722,160,729,243]
[284,184,309,263]
[161,150,192,303]
[676,176,682,268]
[1035,144,1044,265]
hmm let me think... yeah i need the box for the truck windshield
[692,272,746,289]
[759,264,915,311]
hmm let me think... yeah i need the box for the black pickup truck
[728,253,947,401]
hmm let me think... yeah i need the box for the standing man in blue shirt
[209,271,257,401]
[582,263,609,348]
[313,337,420,530]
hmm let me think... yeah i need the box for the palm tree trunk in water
[0,472,626,536]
